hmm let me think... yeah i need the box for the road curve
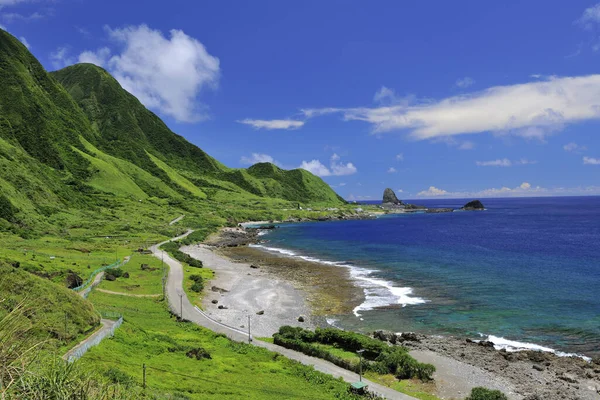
[150,231,416,400]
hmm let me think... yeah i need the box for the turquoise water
[254,197,600,358]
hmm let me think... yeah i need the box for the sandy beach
[183,227,600,400]
[181,243,315,337]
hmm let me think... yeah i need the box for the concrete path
[62,319,118,361]
[151,231,416,400]
[95,289,161,298]
[169,215,185,225]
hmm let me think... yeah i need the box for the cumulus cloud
[74,25,219,123]
[237,119,304,130]
[373,86,415,106]
[397,189,403,193]
[456,77,475,88]
[583,156,600,165]
[563,142,587,153]
[387,167,397,173]
[299,154,357,177]
[577,3,600,29]
[240,153,279,166]
[78,47,110,66]
[395,153,404,161]
[300,75,600,140]
[417,186,449,197]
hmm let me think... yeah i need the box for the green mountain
[0,29,344,229]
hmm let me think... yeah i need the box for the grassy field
[98,254,165,296]
[85,283,361,398]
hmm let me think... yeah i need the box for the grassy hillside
[51,63,344,206]
[0,261,100,346]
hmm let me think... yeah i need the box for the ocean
[252,196,600,358]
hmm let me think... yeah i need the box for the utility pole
[142,363,146,389]
[357,349,365,382]
[179,293,183,320]
[248,315,251,343]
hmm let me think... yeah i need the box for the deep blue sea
[254,197,600,358]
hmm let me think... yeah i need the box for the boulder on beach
[462,199,485,210]
[382,188,403,205]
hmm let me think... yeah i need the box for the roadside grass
[183,265,214,308]
[84,291,360,399]
[98,254,164,296]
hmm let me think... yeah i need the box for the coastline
[185,225,600,400]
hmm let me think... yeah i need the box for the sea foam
[479,334,592,361]
[249,243,428,317]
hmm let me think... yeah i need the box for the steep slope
[52,63,345,205]
[50,63,226,178]
[0,30,95,179]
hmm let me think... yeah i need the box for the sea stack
[462,200,485,210]
[382,188,403,206]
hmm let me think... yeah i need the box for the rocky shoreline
[372,331,600,400]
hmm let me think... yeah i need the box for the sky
[1,1,600,200]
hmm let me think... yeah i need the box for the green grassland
[85,273,361,399]
[98,254,165,296]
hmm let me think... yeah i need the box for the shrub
[104,367,135,387]
[466,387,509,400]
[190,275,204,292]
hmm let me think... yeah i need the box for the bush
[190,274,204,292]
[104,367,135,387]
[273,326,435,381]
[466,387,508,400]
[161,242,203,268]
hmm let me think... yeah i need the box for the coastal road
[151,231,417,400]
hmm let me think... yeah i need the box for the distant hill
[0,29,344,229]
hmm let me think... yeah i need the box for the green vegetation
[465,387,508,400]
[161,240,203,268]
[0,261,100,346]
[84,284,363,399]
[0,28,395,399]
[274,326,435,381]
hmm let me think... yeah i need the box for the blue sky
[2,1,600,200]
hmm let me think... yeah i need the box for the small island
[380,188,485,213]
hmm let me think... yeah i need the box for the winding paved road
[151,231,416,400]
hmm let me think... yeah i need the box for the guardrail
[65,317,124,363]
[72,260,122,292]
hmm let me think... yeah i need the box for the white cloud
[415,181,600,198]
[50,46,73,69]
[301,75,600,140]
[395,153,404,161]
[240,153,279,166]
[578,3,600,28]
[299,154,357,177]
[458,140,475,150]
[347,194,372,201]
[583,156,600,165]
[397,189,403,193]
[299,160,332,177]
[475,158,537,167]
[387,167,397,173]
[19,36,29,49]
[563,142,587,153]
[417,186,448,197]
[1,11,44,22]
[476,158,512,167]
[78,47,110,67]
[456,77,475,88]
[373,86,415,106]
[238,119,304,130]
[97,25,220,123]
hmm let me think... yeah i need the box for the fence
[65,316,123,363]
[72,259,122,292]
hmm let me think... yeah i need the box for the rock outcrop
[382,188,404,208]
[462,200,485,210]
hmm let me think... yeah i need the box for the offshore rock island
[380,188,485,213]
